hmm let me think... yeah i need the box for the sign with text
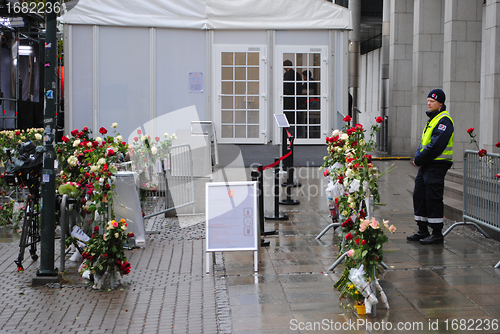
[206,182,258,252]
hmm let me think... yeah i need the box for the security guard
[407,89,454,245]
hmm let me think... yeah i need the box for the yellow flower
[114,232,119,238]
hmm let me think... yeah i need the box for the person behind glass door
[283,59,302,128]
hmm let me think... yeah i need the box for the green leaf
[361,250,368,257]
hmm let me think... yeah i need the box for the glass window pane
[283,97,296,110]
[221,110,233,123]
[309,126,321,138]
[312,53,321,66]
[309,111,320,124]
[222,67,233,80]
[312,68,321,81]
[247,96,259,109]
[235,110,246,124]
[221,96,233,109]
[296,111,307,124]
[284,111,295,124]
[221,125,233,138]
[235,96,246,109]
[235,52,246,65]
[222,82,233,94]
[248,82,259,94]
[248,53,259,66]
[235,125,246,138]
[296,53,307,67]
[235,67,246,80]
[247,110,259,123]
[296,126,308,139]
[235,82,246,95]
[222,52,233,66]
[283,53,294,64]
[248,125,259,138]
[309,97,320,110]
[248,67,259,80]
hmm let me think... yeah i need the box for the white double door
[214,45,327,144]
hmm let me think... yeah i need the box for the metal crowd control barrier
[142,144,195,219]
[443,150,500,268]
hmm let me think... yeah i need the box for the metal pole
[34,1,60,283]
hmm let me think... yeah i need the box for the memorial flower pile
[55,123,129,222]
[321,116,396,309]
[80,219,133,286]
[129,130,176,191]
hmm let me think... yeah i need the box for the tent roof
[60,0,352,30]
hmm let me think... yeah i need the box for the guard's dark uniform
[410,106,454,244]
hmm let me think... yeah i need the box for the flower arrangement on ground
[55,123,129,224]
[321,115,396,311]
[80,219,133,289]
[129,130,177,191]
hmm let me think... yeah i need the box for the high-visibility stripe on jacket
[420,111,454,161]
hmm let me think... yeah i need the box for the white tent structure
[60,0,351,146]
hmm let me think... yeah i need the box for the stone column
[411,0,445,151]
[480,0,500,153]
[443,0,482,163]
[388,0,414,155]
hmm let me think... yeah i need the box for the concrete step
[446,169,463,185]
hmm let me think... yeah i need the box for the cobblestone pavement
[0,215,223,334]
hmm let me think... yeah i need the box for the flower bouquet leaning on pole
[79,219,134,289]
[322,115,396,313]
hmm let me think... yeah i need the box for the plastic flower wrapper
[348,265,378,306]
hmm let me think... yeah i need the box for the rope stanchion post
[279,133,300,206]
[281,133,301,188]
[265,158,288,221]
[251,165,272,246]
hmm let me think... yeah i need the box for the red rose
[343,115,351,122]
[155,136,160,142]
[345,232,353,240]
[351,141,358,147]
[104,183,110,189]
[107,149,115,157]
[360,240,367,245]
[496,174,500,179]
[127,232,135,238]
[323,170,330,177]
[496,141,500,148]
[78,131,84,138]
[99,127,107,135]
[346,128,355,135]
[133,137,139,142]
[355,123,363,130]
[62,136,69,143]
[0,174,3,179]
[478,149,487,157]
[375,116,383,123]
[83,126,89,132]
[71,129,78,137]
[137,129,142,134]
[15,131,21,135]
[334,198,339,205]
[467,127,474,134]
[355,238,360,244]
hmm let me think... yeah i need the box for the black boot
[420,223,444,245]
[407,222,430,241]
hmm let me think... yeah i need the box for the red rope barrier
[263,150,292,171]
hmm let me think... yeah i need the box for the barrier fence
[443,150,500,268]
[142,144,195,219]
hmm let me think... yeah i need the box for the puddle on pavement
[0,226,20,243]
